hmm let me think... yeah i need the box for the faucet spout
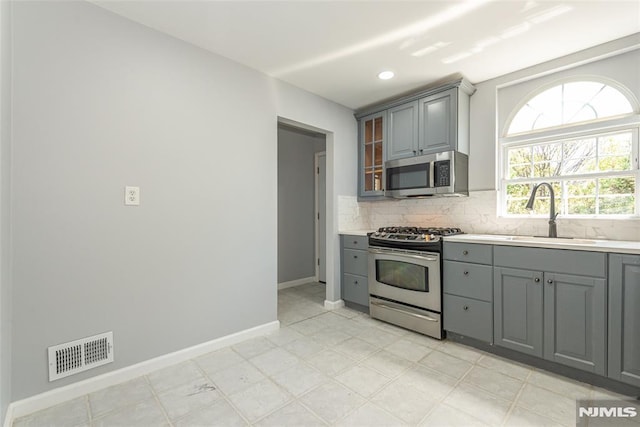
[525,182,558,238]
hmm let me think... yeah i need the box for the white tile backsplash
[339,191,640,241]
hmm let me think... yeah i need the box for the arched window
[500,79,639,217]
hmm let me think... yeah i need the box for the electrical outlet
[124,186,140,206]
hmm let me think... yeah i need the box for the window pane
[506,81,634,135]
[567,180,596,215]
[533,162,560,177]
[374,142,383,167]
[374,117,383,141]
[505,183,533,214]
[509,164,532,179]
[364,144,373,168]
[599,156,631,172]
[533,143,562,162]
[561,157,597,175]
[563,139,596,159]
[364,120,373,143]
[599,196,635,215]
[599,177,635,195]
[508,146,532,164]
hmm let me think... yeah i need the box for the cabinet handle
[463,305,469,311]
[462,250,469,255]
[534,278,540,283]
[463,271,469,276]
[413,150,417,155]
[419,149,424,154]
[353,255,358,259]
[354,280,358,285]
[353,240,358,245]
[547,279,554,285]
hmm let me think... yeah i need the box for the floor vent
[48,332,113,381]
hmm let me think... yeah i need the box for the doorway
[277,124,326,289]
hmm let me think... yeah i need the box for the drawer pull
[354,280,358,285]
[534,278,540,283]
[463,271,469,276]
[463,250,469,255]
[353,255,358,259]
[547,279,554,285]
[463,305,469,311]
[371,301,438,322]
[353,240,358,245]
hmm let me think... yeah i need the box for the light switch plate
[125,186,140,206]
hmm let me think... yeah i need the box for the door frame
[314,151,326,283]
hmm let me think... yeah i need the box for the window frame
[499,78,640,219]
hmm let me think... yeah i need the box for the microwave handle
[430,160,435,188]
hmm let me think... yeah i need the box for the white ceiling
[94,0,640,110]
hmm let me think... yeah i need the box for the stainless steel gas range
[368,226,464,339]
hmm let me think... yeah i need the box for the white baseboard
[5,320,280,424]
[277,276,316,290]
[324,299,345,310]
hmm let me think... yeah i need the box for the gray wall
[9,1,355,401]
[0,0,12,421]
[468,34,640,191]
[277,126,325,284]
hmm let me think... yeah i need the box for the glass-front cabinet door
[359,112,385,198]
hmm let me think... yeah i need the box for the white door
[316,152,327,282]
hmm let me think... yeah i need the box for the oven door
[368,247,441,312]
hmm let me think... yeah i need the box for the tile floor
[13,282,637,426]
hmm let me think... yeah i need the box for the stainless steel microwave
[385,150,468,198]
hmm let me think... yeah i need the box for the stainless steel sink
[505,236,597,245]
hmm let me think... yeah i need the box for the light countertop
[444,234,640,255]
[339,230,374,236]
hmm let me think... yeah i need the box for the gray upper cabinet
[387,101,418,160]
[358,112,386,198]
[493,246,607,375]
[418,88,458,155]
[356,77,475,197]
[608,254,640,387]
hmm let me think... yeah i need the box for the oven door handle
[370,301,439,322]
[368,248,439,262]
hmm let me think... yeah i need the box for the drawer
[343,249,368,275]
[443,294,492,343]
[444,242,493,264]
[494,246,606,278]
[443,261,493,301]
[343,235,369,250]
[342,274,369,307]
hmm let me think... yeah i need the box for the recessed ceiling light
[378,71,395,80]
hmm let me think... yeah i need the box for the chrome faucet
[525,182,558,238]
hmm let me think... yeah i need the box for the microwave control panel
[434,160,451,187]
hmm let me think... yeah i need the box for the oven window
[375,260,429,292]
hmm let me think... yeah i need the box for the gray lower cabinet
[608,254,640,387]
[494,246,607,375]
[443,242,493,343]
[340,234,369,308]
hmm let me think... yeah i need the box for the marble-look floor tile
[335,365,391,397]
[384,338,432,362]
[147,361,205,394]
[173,399,247,427]
[228,379,291,422]
[306,349,357,376]
[283,337,325,359]
[231,337,275,359]
[156,378,221,421]
[361,350,413,378]
[265,327,305,347]
[418,350,473,379]
[420,403,490,427]
[92,398,168,427]
[335,402,407,427]
[253,401,326,427]
[13,397,89,427]
[195,347,245,376]
[527,369,593,400]
[309,328,351,347]
[371,381,438,425]
[289,317,329,336]
[88,377,153,418]
[299,381,366,424]
[516,383,578,425]
[504,406,568,427]
[356,327,400,347]
[476,353,533,381]
[333,337,379,361]
[271,362,328,397]
[442,382,513,426]
[437,341,484,363]
[249,347,300,377]
[207,360,266,396]
[393,365,458,400]
[462,365,524,401]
